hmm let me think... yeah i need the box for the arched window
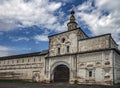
[61,38,65,43]
[58,47,60,54]
[67,46,70,53]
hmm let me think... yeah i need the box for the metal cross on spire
[67,3,77,31]
[72,4,75,11]
[71,4,75,14]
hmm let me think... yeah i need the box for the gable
[49,28,88,56]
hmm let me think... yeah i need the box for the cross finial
[71,4,75,14]
[67,4,77,31]
[72,4,74,11]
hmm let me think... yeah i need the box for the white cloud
[51,0,73,4]
[12,37,30,41]
[0,45,13,57]
[0,0,66,32]
[0,52,10,57]
[0,45,12,51]
[20,47,32,51]
[34,35,49,42]
[0,45,33,57]
[76,0,120,48]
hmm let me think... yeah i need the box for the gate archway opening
[53,64,69,82]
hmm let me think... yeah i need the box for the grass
[0,79,31,83]
[0,79,119,88]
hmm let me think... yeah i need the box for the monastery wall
[0,55,46,82]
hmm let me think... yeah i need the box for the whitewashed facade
[0,7,120,85]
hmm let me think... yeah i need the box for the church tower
[67,5,78,31]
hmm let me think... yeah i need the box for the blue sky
[0,0,120,57]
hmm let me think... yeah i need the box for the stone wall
[77,50,113,85]
[79,35,110,52]
[114,51,120,84]
[0,55,46,82]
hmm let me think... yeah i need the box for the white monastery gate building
[0,7,120,85]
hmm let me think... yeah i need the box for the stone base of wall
[77,80,113,85]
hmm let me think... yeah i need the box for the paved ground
[0,83,120,88]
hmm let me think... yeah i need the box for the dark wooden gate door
[54,65,69,82]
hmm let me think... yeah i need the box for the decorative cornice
[46,48,120,58]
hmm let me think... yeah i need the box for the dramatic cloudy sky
[0,0,120,57]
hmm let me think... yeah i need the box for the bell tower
[67,5,77,31]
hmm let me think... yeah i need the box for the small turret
[67,5,77,31]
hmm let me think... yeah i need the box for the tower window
[67,46,70,53]
[58,47,60,54]
[61,38,65,43]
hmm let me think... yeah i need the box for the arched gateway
[53,64,69,82]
